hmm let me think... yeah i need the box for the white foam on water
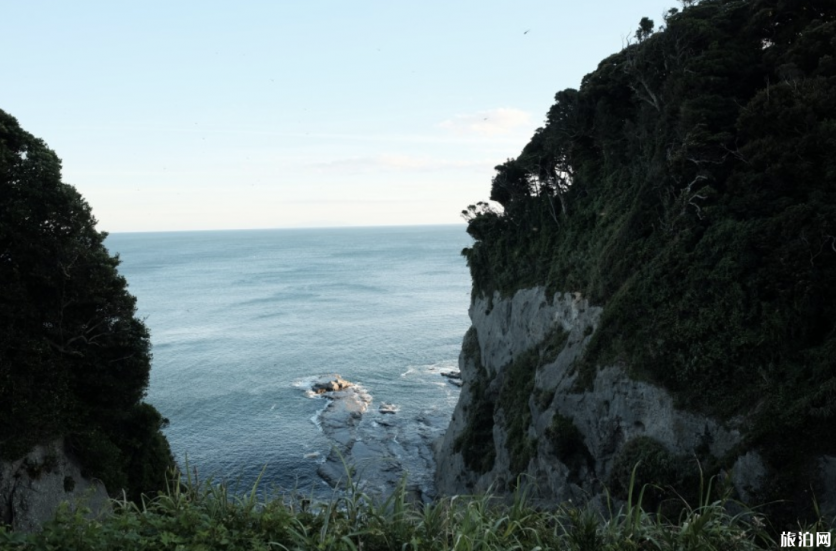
[401,360,459,380]
[427,359,457,371]
[353,383,373,404]
[310,400,329,431]
[378,402,400,414]
[292,376,319,392]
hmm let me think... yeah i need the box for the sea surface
[105,225,472,495]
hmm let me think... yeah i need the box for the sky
[2,1,675,233]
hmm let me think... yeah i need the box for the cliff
[0,439,110,533]
[435,289,836,517]
[436,0,836,525]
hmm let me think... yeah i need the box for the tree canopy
[462,0,836,519]
[0,110,172,499]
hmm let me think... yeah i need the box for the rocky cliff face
[0,439,110,532]
[435,287,836,516]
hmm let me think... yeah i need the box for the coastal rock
[0,438,111,533]
[434,287,836,516]
[308,375,447,502]
[435,288,605,495]
[312,375,354,395]
[440,371,463,387]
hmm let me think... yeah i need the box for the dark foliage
[462,0,836,520]
[0,110,173,500]
[545,413,593,484]
[453,328,496,475]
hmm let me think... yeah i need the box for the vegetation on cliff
[0,110,173,499]
[462,0,836,517]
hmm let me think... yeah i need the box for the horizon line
[106,221,467,236]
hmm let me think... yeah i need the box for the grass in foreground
[0,466,829,550]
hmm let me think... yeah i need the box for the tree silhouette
[0,109,172,499]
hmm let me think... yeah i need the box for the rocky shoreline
[305,374,456,502]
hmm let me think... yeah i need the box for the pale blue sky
[3,1,673,232]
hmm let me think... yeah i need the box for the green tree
[461,0,836,525]
[0,109,173,500]
[636,17,655,41]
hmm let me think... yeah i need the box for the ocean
[105,225,472,496]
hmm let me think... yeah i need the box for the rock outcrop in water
[312,376,355,395]
[308,375,446,502]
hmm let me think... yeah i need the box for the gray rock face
[436,289,605,496]
[434,287,835,516]
[310,375,445,503]
[731,451,768,505]
[0,439,110,532]
[432,337,486,493]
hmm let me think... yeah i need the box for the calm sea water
[105,225,472,494]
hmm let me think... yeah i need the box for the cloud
[312,154,494,173]
[437,108,532,137]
